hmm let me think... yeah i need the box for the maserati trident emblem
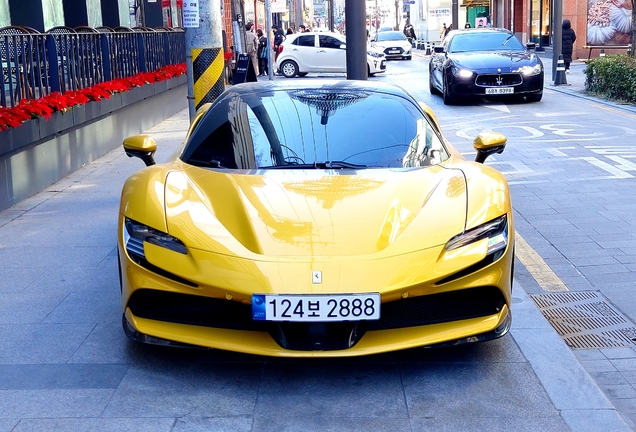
[496,76,503,86]
[312,271,322,284]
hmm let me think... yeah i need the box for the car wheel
[117,249,122,294]
[280,60,298,78]
[526,92,543,102]
[429,76,439,95]
[442,78,455,105]
[406,56,412,60]
[297,72,308,77]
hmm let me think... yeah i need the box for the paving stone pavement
[1,54,635,431]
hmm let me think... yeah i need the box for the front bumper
[447,72,544,98]
[119,221,515,357]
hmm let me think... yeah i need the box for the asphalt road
[1,54,635,431]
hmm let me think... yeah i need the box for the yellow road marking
[589,102,636,120]
[515,232,569,292]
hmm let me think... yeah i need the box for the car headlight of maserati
[446,215,508,255]
[452,67,474,78]
[516,64,542,76]
[124,217,188,261]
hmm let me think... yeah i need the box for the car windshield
[376,32,407,42]
[181,84,449,170]
[448,31,525,52]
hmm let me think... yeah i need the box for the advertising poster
[183,0,200,28]
[587,0,632,45]
[271,0,287,13]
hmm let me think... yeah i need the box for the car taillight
[279,45,284,54]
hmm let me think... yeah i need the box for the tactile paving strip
[530,291,636,349]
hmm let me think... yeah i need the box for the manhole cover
[530,291,636,349]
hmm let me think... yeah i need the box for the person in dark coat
[562,19,576,72]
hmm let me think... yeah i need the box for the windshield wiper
[261,161,368,170]
[502,35,514,46]
[187,158,226,168]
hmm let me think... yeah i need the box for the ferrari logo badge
[312,271,322,284]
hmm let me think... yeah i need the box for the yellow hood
[164,165,467,259]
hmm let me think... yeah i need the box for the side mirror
[433,46,444,54]
[526,42,536,50]
[473,132,506,163]
[123,135,157,167]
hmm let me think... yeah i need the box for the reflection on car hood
[449,51,540,72]
[164,166,467,258]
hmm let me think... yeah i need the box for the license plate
[485,87,514,94]
[252,293,381,322]
[388,50,400,54]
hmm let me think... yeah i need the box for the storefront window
[530,0,550,46]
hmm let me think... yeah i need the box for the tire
[429,77,438,95]
[406,56,412,60]
[280,60,298,78]
[117,249,122,294]
[442,78,455,105]
[526,92,543,102]
[428,65,439,95]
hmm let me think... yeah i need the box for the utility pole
[345,0,366,79]
[183,0,225,121]
[552,0,563,81]
[451,0,458,33]
[394,0,399,30]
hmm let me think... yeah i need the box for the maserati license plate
[485,87,514,94]
[252,293,381,322]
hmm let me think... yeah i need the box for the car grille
[383,47,404,55]
[475,73,522,86]
[128,286,505,351]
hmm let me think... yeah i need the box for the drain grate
[530,291,636,349]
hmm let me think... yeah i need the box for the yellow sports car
[118,80,514,357]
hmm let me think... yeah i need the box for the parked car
[275,31,386,78]
[371,30,412,60]
[429,28,544,104]
[119,80,514,357]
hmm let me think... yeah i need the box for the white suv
[275,32,387,78]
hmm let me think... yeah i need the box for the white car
[276,32,387,78]
[371,31,412,60]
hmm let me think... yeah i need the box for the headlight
[124,217,188,260]
[452,67,474,78]
[446,215,508,255]
[367,50,384,58]
[516,64,542,76]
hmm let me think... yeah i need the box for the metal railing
[1,25,186,108]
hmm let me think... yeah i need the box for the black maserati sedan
[429,28,544,104]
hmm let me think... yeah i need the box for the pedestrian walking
[256,29,269,76]
[562,19,577,73]
[245,23,259,76]
[272,25,286,75]
[439,23,447,40]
